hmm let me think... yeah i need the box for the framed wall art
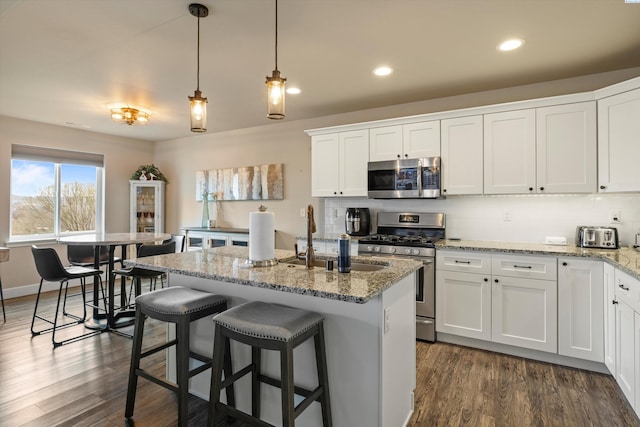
[196,163,283,201]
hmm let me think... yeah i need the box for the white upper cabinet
[311,130,369,197]
[537,102,596,194]
[441,115,483,195]
[598,87,640,193]
[484,109,536,194]
[311,133,340,197]
[403,121,440,158]
[339,130,369,196]
[369,121,440,161]
[483,102,596,195]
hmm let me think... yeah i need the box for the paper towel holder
[244,204,278,268]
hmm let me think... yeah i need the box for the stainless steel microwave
[367,157,441,199]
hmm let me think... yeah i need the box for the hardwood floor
[1,288,638,427]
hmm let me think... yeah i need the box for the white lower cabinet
[436,271,491,340]
[557,258,604,362]
[491,275,557,353]
[635,311,640,416]
[616,300,635,406]
[611,268,640,417]
[604,263,617,374]
[436,250,557,353]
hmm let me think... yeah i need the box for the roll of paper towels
[249,209,275,261]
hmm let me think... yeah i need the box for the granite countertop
[126,246,421,304]
[436,239,640,280]
[296,234,364,242]
[181,226,250,234]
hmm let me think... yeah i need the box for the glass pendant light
[266,0,286,120]
[188,3,209,132]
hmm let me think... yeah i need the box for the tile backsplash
[321,194,640,246]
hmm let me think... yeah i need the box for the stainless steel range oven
[359,211,445,341]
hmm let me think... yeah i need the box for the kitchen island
[127,246,421,427]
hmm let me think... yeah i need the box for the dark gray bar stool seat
[125,286,234,427]
[208,301,332,427]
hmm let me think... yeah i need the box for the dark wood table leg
[84,245,107,330]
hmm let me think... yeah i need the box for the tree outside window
[10,159,101,239]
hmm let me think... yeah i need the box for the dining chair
[114,240,176,307]
[31,245,104,347]
[67,244,123,268]
[163,234,185,253]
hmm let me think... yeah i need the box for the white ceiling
[1,0,640,142]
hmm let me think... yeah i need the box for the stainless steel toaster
[576,226,619,249]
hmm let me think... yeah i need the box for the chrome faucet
[295,204,316,269]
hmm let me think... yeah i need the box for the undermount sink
[282,258,387,272]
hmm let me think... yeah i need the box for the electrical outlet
[330,208,338,218]
[503,210,512,222]
[300,208,306,217]
[609,210,621,223]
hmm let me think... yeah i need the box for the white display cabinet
[130,180,165,233]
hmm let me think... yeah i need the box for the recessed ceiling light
[373,66,393,76]
[497,38,524,51]
[286,87,301,95]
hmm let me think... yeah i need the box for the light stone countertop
[436,239,640,280]
[126,246,422,303]
[296,233,364,242]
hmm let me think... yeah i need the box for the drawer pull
[619,284,630,291]
[613,300,618,305]
[454,260,471,264]
[513,265,532,269]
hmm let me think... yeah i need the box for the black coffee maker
[345,208,370,236]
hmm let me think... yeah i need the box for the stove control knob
[373,246,381,253]
[389,247,396,254]
[412,249,420,256]
[404,248,412,255]
[367,246,374,252]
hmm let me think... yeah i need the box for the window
[10,145,104,241]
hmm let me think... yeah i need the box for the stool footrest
[213,402,274,427]
[258,373,321,403]
[140,339,177,358]
[136,368,179,394]
[221,363,255,389]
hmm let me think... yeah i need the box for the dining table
[58,232,171,333]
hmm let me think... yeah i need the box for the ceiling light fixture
[374,66,393,76]
[265,0,286,120]
[110,107,150,126]
[188,3,209,133]
[498,38,524,51]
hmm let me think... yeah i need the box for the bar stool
[208,301,332,427]
[125,286,234,427]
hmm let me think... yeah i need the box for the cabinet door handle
[613,300,619,305]
[529,187,533,191]
[454,260,471,264]
[539,187,545,191]
[513,265,532,269]
[397,154,401,158]
[443,189,447,193]
[562,262,568,266]
[600,185,606,190]
[494,279,499,283]
[484,278,488,282]
[619,284,630,291]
